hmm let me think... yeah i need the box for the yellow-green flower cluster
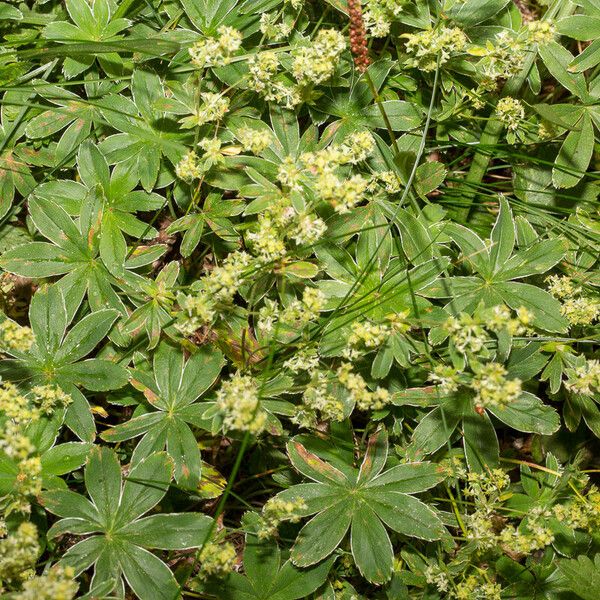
[175,151,203,182]
[439,455,467,480]
[546,274,577,299]
[496,97,525,132]
[338,131,376,164]
[465,468,511,500]
[259,12,293,41]
[30,384,71,414]
[487,305,532,335]
[236,127,273,155]
[175,292,215,336]
[547,275,600,326]
[248,214,288,262]
[291,213,327,246]
[248,52,300,108]
[454,575,502,600]
[444,313,488,353]
[175,252,252,333]
[258,288,325,333]
[13,455,42,509]
[0,405,44,513]
[404,27,467,72]
[0,382,70,425]
[465,510,498,550]
[277,156,302,192]
[562,296,600,326]
[317,172,369,215]
[424,565,450,593]
[283,347,320,374]
[278,132,375,214]
[0,381,34,423]
[258,496,307,539]
[204,251,252,303]
[552,486,600,531]
[16,566,78,600]
[337,363,389,411]
[188,26,242,69]
[0,318,34,353]
[195,93,230,127]
[565,359,600,396]
[363,0,406,37]
[430,364,461,393]
[471,363,522,410]
[474,30,526,90]
[295,371,344,428]
[498,521,555,555]
[443,305,531,355]
[198,540,237,579]
[344,320,391,360]
[291,29,346,85]
[198,137,224,167]
[0,422,34,462]
[216,373,266,434]
[0,521,39,584]
[371,170,401,193]
[526,20,556,45]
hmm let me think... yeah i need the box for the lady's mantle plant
[0,0,599,598]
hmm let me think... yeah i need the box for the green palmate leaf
[357,428,388,483]
[350,503,394,583]
[102,341,224,487]
[54,309,120,363]
[409,400,467,457]
[487,392,560,435]
[0,2,22,19]
[0,286,127,440]
[41,442,93,476]
[443,223,491,277]
[0,193,145,329]
[201,513,333,600]
[557,554,600,600]
[118,452,174,523]
[0,241,76,277]
[366,491,446,540]
[29,284,68,355]
[42,488,101,523]
[462,411,500,472]
[364,461,445,493]
[495,282,568,332]
[283,429,445,582]
[363,101,423,131]
[552,112,595,188]
[44,447,212,600]
[291,502,353,567]
[116,543,180,600]
[447,0,511,26]
[489,196,515,273]
[557,15,600,41]
[121,513,212,549]
[539,42,589,101]
[395,208,434,264]
[84,446,121,525]
[415,161,446,198]
[287,440,349,486]
[569,38,600,73]
[423,201,568,332]
[498,238,569,280]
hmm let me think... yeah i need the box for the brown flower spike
[348,0,370,72]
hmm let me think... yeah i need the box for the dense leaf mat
[0,0,599,598]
